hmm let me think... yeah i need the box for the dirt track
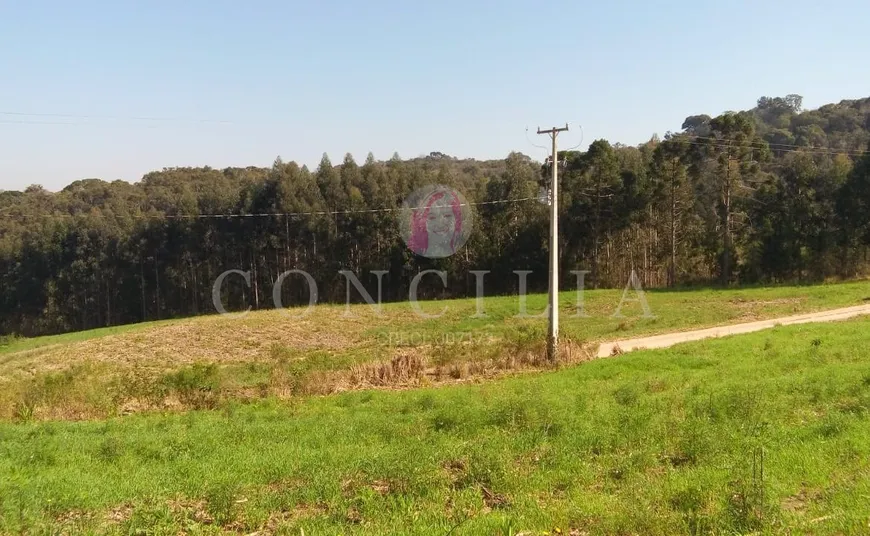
[596,303,870,358]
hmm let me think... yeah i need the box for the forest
[3,94,870,337]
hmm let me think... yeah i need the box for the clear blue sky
[2,0,869,191]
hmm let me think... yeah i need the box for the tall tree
[650,135,693,286]
[702,113,769,284]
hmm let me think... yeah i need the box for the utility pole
[538,124,569,362]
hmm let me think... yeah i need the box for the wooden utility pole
[538,124,569,362]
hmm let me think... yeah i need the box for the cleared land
[2,316,870,534]
[2,281,870,420]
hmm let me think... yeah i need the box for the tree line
[3,94,870,337]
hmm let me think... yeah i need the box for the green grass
[361,279,870,343]
[3,280,870,420]
[2,317,870,534]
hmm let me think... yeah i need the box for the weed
[204,482,239,526]
[836,396,868,416]
[816,412,847,438]
[268,342,294,362]
[417,394,437,411]
[725,446,768,533]
[432,410,460,433]
[97,437,123,463]
[161,363,221,409]
[613,384,639,406]
[667,418,711,467]
[122,501,175,536]
[669,485,710,535]
[12,389,38,422]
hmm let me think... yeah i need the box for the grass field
[2,281,870,420]
[2,315,870,534]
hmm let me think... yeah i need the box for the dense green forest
[4,94,870,337]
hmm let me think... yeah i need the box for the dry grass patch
[1,333,594,420]
[0,307,368,377]
[310,338,593,395]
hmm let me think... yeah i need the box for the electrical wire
[676,134,870,157]
[524,126,550,155]
[562,123,585,152]
[0,119,171,129]
[162,196,540,220]
[0,111,234,124]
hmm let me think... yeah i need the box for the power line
[678,135,870,157]
[524,126,550,155]
[0,119,171,129]
[0,111,234,124]
[563,123,585,152]
[687,134,867,153]
[682,139,869,158]
[162,196,540,220]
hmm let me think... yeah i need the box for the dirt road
[596,303,870,358]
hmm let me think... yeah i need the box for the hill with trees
[3,94,870,337]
